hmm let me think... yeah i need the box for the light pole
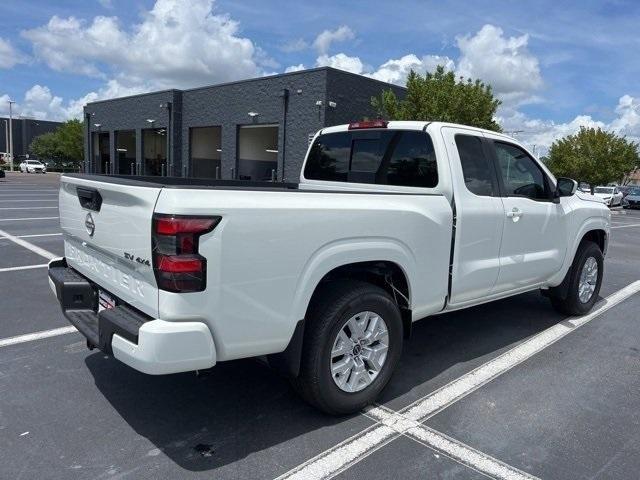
[3,119,7,161]
[8,100,15,171]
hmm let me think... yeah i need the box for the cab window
[455,134,495,196]
[305,130,438,188]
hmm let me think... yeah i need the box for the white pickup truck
[49,121,610,414]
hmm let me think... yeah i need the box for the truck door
[485,138,568,292]
[441,126,504,305]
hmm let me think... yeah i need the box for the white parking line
[0,194,57,197]
[611,223,640,229]
[278,281,640,480]
[401,281,640,421]
[276,424,398,480]
[366,406,537,480]
[0,216,59,222]
[0,189,57,192]
[0,264,48,273]
[0,199,58,203]
[17,233,62,238]
[0,326,77,348]
[0,206,58,210]
[0,228,57,260]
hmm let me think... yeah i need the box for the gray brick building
[1,117,62,161]
[84,67,405,182]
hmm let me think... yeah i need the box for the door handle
[506,207,523,222]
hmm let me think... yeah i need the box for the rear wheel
[548,241,603,316]
[292,280,403,415]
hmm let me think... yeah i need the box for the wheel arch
[581,228,607,254]
[270,240,415,378]
[547,223,608,292]
[291,238,415,316]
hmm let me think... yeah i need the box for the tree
[30,132,59,160]
[546,127,640,190]
[371,66,502,131]
[29,119,84,170]
[55,119,84,161]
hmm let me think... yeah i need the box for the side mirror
[554,177,578,202]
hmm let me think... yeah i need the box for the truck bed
[63,173,299,191]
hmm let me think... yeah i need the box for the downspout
[165,102,172,177]
[280,88,289,182]
[85,112,91,173]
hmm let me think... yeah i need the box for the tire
[548,241,603,316]
[292,280,403,415]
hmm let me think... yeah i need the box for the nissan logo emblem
[85,213,96,237]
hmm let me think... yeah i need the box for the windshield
[594,187,613,194]
[27,160,42,165]
[628,188,640,196]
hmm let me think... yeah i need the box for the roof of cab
[319,121,517,142]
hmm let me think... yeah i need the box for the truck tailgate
[59,175,161,318]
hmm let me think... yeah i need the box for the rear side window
[303,132,351,182]
[455,135,494,196]
[305,130,438,188]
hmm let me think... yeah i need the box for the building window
[237,124,278,181]
[190,126,221,178]
[93,132,110,174]
[115,130,136,175]
[143,128,167,176]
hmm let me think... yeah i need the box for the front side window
[304,130,437,188]
[455,135,494,196]
[494,142,549,200]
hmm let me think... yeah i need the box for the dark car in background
[622,187,640,209]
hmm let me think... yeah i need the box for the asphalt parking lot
[1,171,639,480]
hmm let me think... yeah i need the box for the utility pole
[3,119,7,161]
[8,100,15,171]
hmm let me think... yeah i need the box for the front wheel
[292,280,403,415]
[548,241,603,316]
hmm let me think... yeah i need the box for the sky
[1,0,640,154]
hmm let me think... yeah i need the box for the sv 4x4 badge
[124,252,151,267]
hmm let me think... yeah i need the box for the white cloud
[610,94,640,137]
[312,52,453,85]
[456,25,542,106]
[315,53,364,74]
[0,37,26,69]
[281,38,308,53]
[367,54,455,85]
[22,0,263,89]
[0,80,149,121]
[313,25,355,54]
[284,63,306,73]
[499,95,640,156]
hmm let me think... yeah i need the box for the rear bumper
[48,257,216,375]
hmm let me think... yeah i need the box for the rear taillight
[152,214,221,293]
[348,120,388,130]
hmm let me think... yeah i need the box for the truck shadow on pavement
[85,290,565,473]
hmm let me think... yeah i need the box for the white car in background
[20,159,47,173]
[593,186,622,206]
